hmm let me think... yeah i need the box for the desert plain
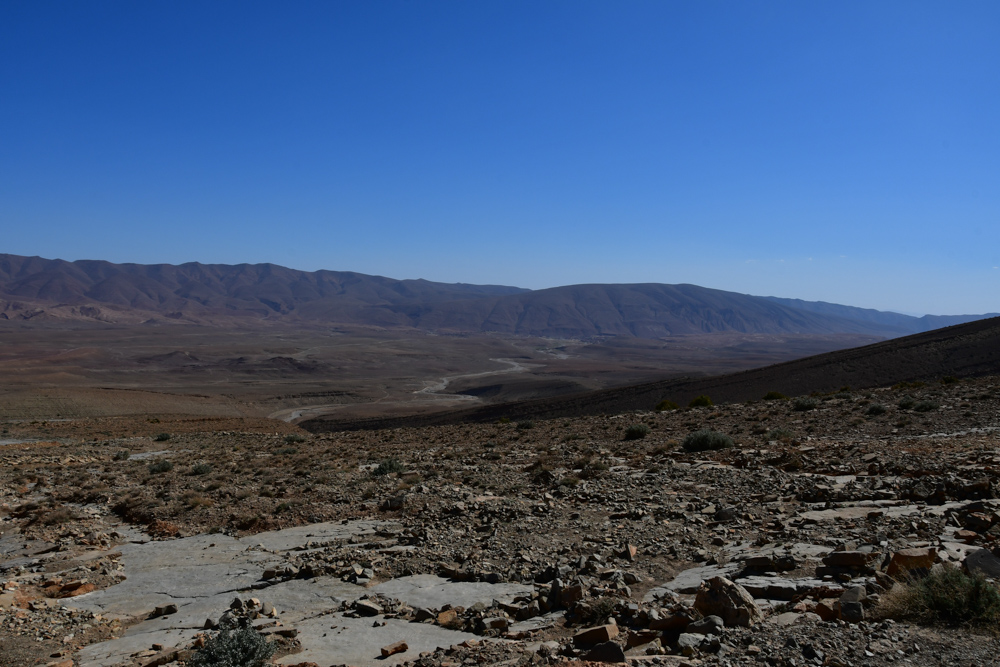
[3,316,1000,667]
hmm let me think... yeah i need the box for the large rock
[693,577,763,627]
[840,601,865,623]
[573,624,619,647]
[965,549,1000,579]
[887,547,937,579]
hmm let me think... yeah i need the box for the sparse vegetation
[41,506,75,525]
[682,429,734,452]
[688,395,713,408]
[188,625,275,667]
[763,391,788,401]
[516,420,535,430]
[877,564,1000,628]
[867,404,887,416]
[191,463,212,476]
[792,397,818,411]
[898,396,916,410]
[655,399,679,411]
[112,449,130,461]
[623,423,650,440]
[577,596,617,625]
[148,461,174,474]
[766,427,795,442]
[914,400,940,412]
[372,458,405,476]
[153,432,171,441]
[284,434,306,443]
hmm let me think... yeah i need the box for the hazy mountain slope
[0,254,528,322]
[409,283,902,337]
[301,315,1000,432]
[0,254,992,340]
[763,296,998,335]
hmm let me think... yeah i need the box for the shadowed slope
[301,316,1000,432]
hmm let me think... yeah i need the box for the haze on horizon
[2,1,998,316]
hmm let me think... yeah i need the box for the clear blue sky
[2,2,998,315]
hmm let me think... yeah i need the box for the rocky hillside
[3,376,1000,666]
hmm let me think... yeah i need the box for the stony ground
[3,376,1000,666]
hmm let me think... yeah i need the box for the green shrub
[914,400,939,413]
[372,458,405,476]
[274,447,298,455]
[762,391,788,401]
[191,463,212,476]
[682,429,734,452]
[766,428,795,442]
[189,625,275,667]
[623,424,650,441]
[148,461,174,474]
[878,564,1000,627]
[867,404,887,416]
[792,397,818,412]
[153,433,171,442]
[688,395,713,408]
[898,396,916,410]
[112,450,130,461]
[655,399,679,412]
[284,434,306,443]
[577,596,617,625]
[516,420,535,430]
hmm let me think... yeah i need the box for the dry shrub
[875,564,1000,629]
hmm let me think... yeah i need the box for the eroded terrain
[0,321,879,423]
[3,377,1000,666]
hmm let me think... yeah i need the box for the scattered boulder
[887,547,937,579]
[694,577,762,627]
[573,624,620,647]
[584,641,627,663]
[965,549,1000,579]
[687,615,724,635]
[381,641,408,658]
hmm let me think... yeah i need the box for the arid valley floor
[4,370,1000,666]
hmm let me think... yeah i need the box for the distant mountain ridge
[762,296,993,335]
[0,253,994,339]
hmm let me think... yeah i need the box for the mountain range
[0,253,994,339]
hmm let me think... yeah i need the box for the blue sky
[2,2,998,315]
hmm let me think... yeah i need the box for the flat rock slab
[278,615,483,667]
[373,574,533,610]
[67,521,395,667]
[644,564,741,598]
[244,520,389,553]
[724,542,829,562]
[509,611,564,633]
[76,628,201,667]
[66,523,534,667]
[799,501,968,522]
[69,533,274,621]
[737,576,841,601]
